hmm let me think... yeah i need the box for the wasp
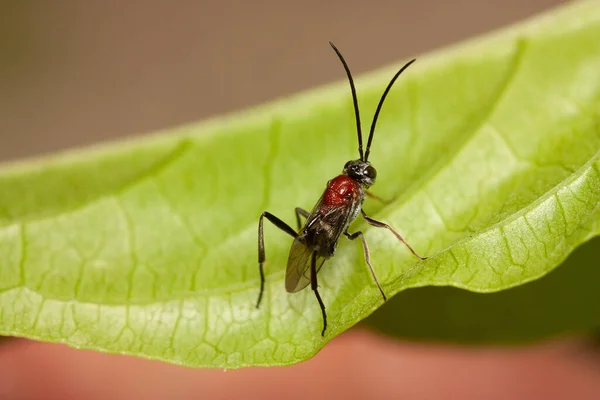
[256,42,426,336]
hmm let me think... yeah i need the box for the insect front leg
[294,207,310,231]
[365,190,391,205]
[344,230,386,301]
[360,210,427,260]
[257,212,298,308]
[310,251,328,336]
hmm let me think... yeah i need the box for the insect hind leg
[303,257,325,284]
[344,230,387,301]
[294,207,310,230]
[257,212,298,309]
[309,251,328,336]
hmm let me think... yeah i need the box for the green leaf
[365,235,600,343]
[1,1,600,368]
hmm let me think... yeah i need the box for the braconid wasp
[256,42,426,336]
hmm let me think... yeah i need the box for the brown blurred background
[0,0,565,163]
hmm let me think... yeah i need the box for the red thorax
[323,175,361,206]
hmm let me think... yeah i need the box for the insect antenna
[329,41,364,161]
[364,58,416,161]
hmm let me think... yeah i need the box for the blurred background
[0,0,565,163]
[6,1,600,400]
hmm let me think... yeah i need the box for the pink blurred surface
[1,330,600,400]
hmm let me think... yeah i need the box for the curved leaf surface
[1,1,600,368]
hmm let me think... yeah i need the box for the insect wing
[285,237,317,292]
[285,209,355,293]
[319,203,355,244]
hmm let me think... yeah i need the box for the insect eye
[365,165,377,180]
[343,161,352,170]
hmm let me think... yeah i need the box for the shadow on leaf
[365,236,600,344]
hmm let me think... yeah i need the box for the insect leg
[365,190,391,205]
[360,210,427,260]
[310,251,327,336]
[257,212,298,308]
[294,207,310,231]
[344,231,386,301]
